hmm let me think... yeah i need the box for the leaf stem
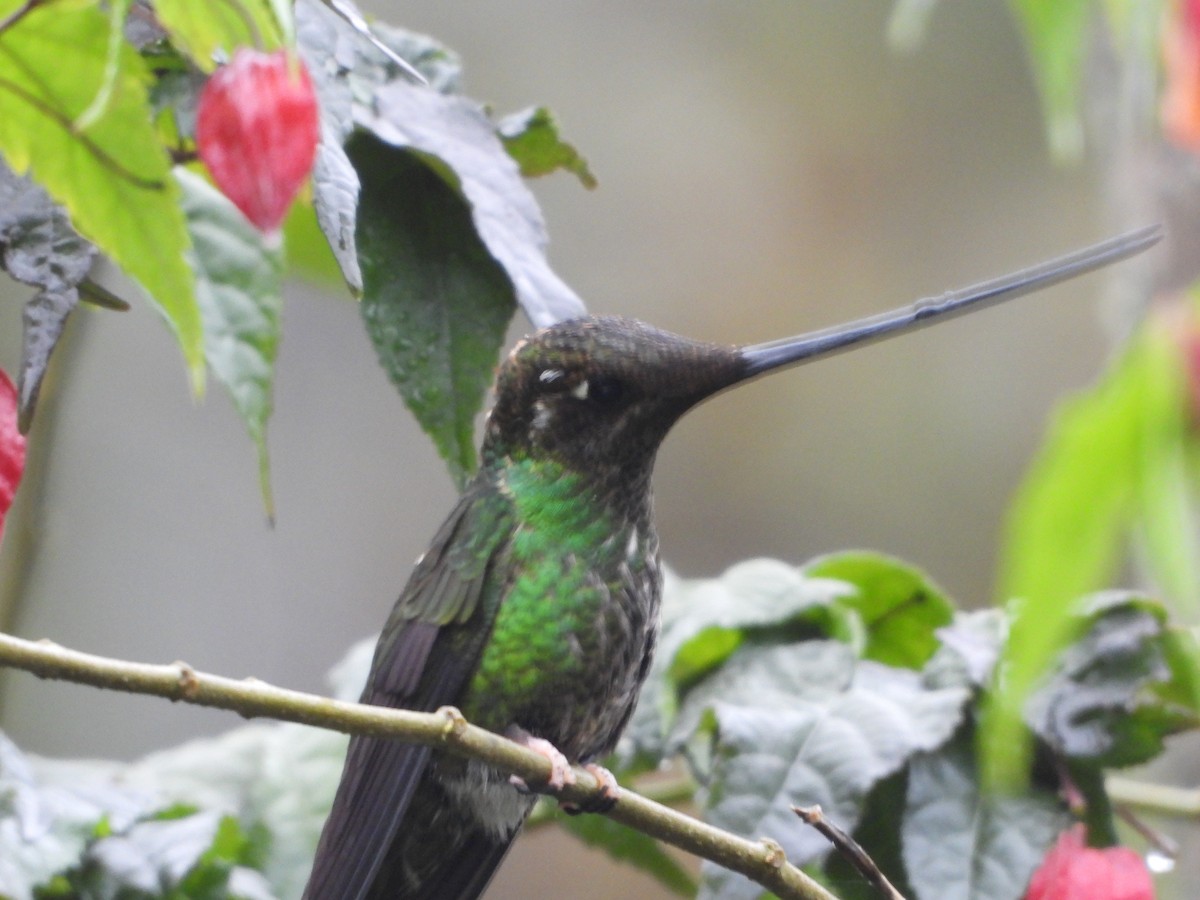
[0,631,839,900]
[1106,776,1200,817]
[212,0,264,53]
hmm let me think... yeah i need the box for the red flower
[1026,825,1154,900]
[1162,0,1200,151]
[196,49,319,232]
[0,370,26,547]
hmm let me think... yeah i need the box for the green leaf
[988,325,1191,789]
[0,158,97,431]
[1007,0,1092,159]
[1025,592,1200,767]
[685,642,969,900]
[805,551,954,670]
[358,82,587,328]
[177,168,284,515]
[350,135,516,485]
[154,0,286,71]
[1131,316,1200,616]
[0,2,203,390]
[282,198,344,287]
[74,0,132,130]
[499,106,597,188]
[558,814,696,897]
[902,732,1070,900]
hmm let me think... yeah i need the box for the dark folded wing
[303,480,515,900]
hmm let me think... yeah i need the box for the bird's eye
[586,375,625,405]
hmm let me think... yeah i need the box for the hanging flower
[196,49,320,232]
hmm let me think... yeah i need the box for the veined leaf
[350,135,515,486]
[616,561,853,772]
[685,642,968,900]
[903,732,1070,900]
[1025,592,1200,768]
[358,83,587,329]
[804,551,954,670]
[176,168,284,516]
[0,1,203,390]
[296,0,461,292]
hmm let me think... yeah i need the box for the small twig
[0,632,838,900]
[794,805,905,900]
[1114,804,1180,861]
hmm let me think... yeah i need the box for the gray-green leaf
[616,561,852,772]
[1025,591,1199,767]
[902,734,1070,900]
[351,136,516,485]
[688,642,969,900]
[0,156,97,432]
[359,82,587,328]
[176,168,284,515]
[296,0,461,292]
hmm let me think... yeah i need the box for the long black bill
[739,224,1162,378]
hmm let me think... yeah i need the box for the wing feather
[304,479,515,900]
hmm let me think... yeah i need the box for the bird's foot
[506,726,576,794]
[561,763,620,815]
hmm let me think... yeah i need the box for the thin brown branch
[794,805,905,900]
[0,631,838,900]
[528,765,698,828]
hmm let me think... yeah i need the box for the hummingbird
[303,225,1160,900]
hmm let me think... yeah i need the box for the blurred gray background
[0,1,1159,897]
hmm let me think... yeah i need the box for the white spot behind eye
[532,399,552,433]
[539,369,564,384]
[571,379,589,400]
